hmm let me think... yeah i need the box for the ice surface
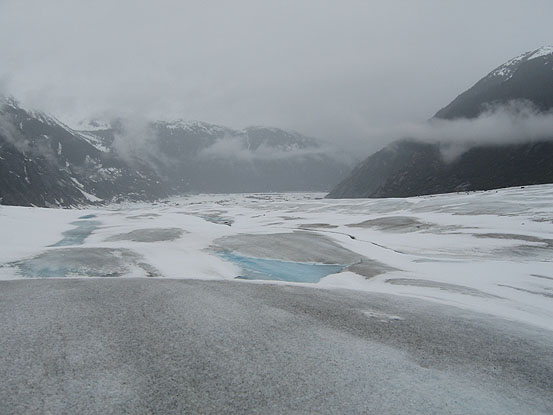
[386,278,500,298]
[1,184,553,330]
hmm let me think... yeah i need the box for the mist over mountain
[0,99,167,206]
[0,99,351,207]
[89,117,351,194]
[327,46,553,199]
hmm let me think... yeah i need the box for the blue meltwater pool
[219,251,344,283]
[49,219,100,247]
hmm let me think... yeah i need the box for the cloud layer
[358,101,553,161]
[1,0,552,157]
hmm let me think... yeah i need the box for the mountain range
[3,46,553,206]
[327,46,553,198]
[0,100,351,207]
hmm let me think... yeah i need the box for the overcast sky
[0,0,552,154]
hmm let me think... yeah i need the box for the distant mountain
[0,99,351,207]
[79,119,350,194]
[327,46,553,199]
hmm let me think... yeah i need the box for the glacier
[1,183,552,331]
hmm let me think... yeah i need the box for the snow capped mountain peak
[1,95,20,109]
[489,45,553,80]
[155,119,230,135]
[75,118,112,131]
[527,45,553,60]
[160,119,205,129]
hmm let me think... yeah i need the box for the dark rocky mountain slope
[327,46,553,199]
[0,99,350,207]
[0,99,166,207]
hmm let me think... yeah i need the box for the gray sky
[1,0,552,155]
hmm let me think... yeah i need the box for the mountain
[327,46,553,199]
[435,46,553,119]
[0,99,351,207]
[0,98,166,207]
[78,119,350,194]
[149,122,348,193]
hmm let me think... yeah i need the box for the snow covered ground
[1,184,553,331]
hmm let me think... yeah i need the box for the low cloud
[6,96,553,168]
[90,101,553,167]
[111,116,155,163]
[0,98,31,153]
[362,100,553,161]
[0,106,61,164]
[111,117,178,180]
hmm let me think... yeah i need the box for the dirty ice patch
[213,231,363,264]
[105,228,185,243]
